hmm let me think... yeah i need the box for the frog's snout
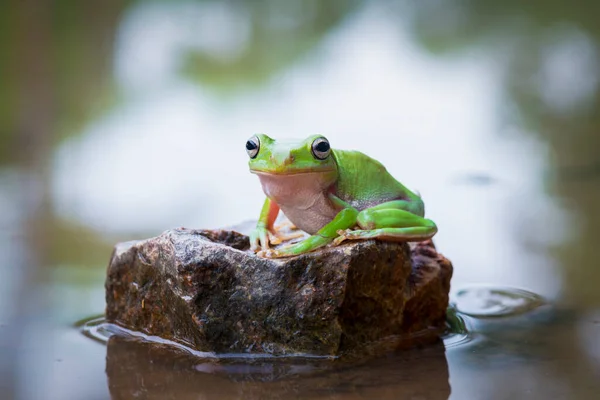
[270,149,295,168]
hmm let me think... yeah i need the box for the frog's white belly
[279,197,338,234]
[255,172,339,234]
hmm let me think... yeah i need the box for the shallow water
[73,297,538,400]
[2,0,600,399]
[78,302,471,356]
[72,295,592,400]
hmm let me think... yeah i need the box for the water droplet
[454,286,546,318]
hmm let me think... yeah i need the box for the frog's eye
[311,137,331,160]
[246,136,260,158]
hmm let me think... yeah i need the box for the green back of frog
[331,149,420,210]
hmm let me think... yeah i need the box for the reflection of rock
[105,227,452,356]
[106,335,451,400]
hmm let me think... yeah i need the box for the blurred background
[1,0,599,399]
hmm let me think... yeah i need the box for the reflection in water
[106,335,450,400]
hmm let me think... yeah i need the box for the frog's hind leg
[333,226,436,245]
[333,203,437,245]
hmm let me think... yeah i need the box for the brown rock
[105,226,452,356]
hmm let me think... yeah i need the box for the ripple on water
[76,316,337,360]
[77,315,116,344]
[78,308,475,361]
[453,285,546,318]
[442,306,473,348]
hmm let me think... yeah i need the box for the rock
[105,226,453,356]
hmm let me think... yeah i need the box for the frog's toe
[332,236,346,246]
[276,232,306,243]
[256,249,269,258]
[268,232,282,245]
[252,243,267,253]
[334,229,373,245]
[274,220,297,231]
[256,248,283,258]
[332,229,353,246]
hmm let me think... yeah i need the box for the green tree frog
[246,134,437,258]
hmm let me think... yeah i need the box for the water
[2,0,600,399]
[453,286,547,318]
[72,295,570,399]
[78,304,471,354]
[77,305,468,399]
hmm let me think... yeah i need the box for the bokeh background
[1,1,599,399]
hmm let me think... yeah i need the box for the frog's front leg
[333,200,437,245]
[259,207,358,259]
[249,197,280,251]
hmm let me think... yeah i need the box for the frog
[246,134,437,258]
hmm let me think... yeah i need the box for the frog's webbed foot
[257,248,290,259]
[273,231,305,243]
[257,249,275,258]
[266,230,282,245]
[264,220,304,246]
[250,227,288,252]
[257,242,309,258]
[263,229,305,246]
[332,229,366,246]
[274,220,297,231]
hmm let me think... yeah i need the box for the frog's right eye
[311,137,331,160]
[246,136,260,158]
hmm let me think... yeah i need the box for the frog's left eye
[246,136,260,158]
[311,137,331,160]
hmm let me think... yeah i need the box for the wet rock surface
[105,226,453,356]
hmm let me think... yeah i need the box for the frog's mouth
[250,168,337,176]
